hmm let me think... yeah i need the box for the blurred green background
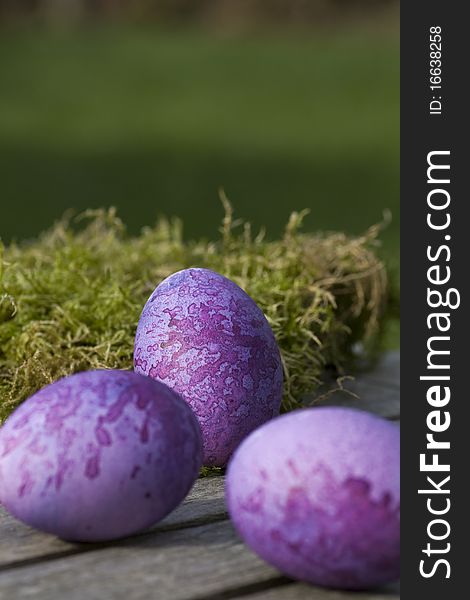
[0,1,399,347]
[0,3,399,354]
[0,1,399,259]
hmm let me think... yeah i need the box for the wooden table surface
[0,352,400,600]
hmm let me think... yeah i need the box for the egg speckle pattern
[226,407,400,589]
[134,268,283,467]
[0,370,202,542]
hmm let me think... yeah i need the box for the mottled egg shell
[134,268,283,467]
[226,407,400,590]
[0,370,202,542]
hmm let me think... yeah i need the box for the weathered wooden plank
[0,520,281,600]
[360,351,400,389]
[233,581,399,600]
[0,519,397,600]
[319,379,400,420]
[0,476,226,569]
[0,351,400,600]
[304,351,400,419]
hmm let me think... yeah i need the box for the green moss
[0,203,389,424]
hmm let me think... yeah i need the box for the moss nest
[0,202,389,424]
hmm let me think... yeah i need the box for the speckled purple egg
[226,407,400,590]
[134,268,283,467]
[0,370,202,542]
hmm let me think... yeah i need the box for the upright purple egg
[0,370,202,542]
[226,407,400,590]
[134,268,283,467]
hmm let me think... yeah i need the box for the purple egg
[226,407,400,589]
[0,370,202,542]
[134,268,283,467]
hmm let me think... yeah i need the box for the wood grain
[0,520,280,600]
[360,352,400,389]
[232,581,399,600]
[320,379,400,419]
[0,476,226,569]
[0,351,400,600]
[306,351,400,419]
